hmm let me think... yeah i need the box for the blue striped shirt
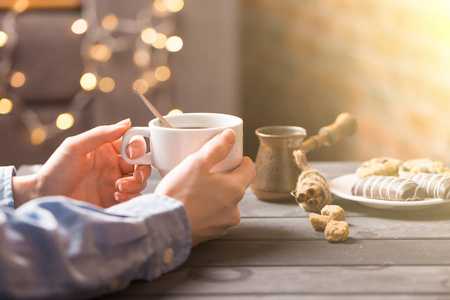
[0,166,192,299]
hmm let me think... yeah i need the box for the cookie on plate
[398,158,450,177]
[356,157,403,178]
[351,175,427,201]
[401,173,450,199]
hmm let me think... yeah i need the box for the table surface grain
[91,162,450,299]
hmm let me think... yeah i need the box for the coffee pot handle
[301,112,357,152]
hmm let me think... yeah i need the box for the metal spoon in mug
[134,88,173,128]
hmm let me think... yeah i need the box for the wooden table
[98,161,450,299]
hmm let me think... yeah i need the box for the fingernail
[114,192,120,201]
[128,147,139,159]
[140,171,145,183]
[117,181,123,193]
[220,129,235,144]
[116,118,131,126]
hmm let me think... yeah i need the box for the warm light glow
[133,79,150,94]
[71,19,88,35]
[141,27,157,44]
[166,36,183,52]
[80,73,97,90]
[101,14,118,31]
[152,33,168,49]
[133,49,150,67]
[155,66,171,81]
[166,0,184,12]
[10,71,26,88]
[153,0,168,13]
[0,31,8,47]
[13,0,29,13]
[89,44,112,62]
[30,127,47,145]
[99,77,115,93]
[56,113,74,130]
[0,98,13,114]
[167,109,183,115]
[142,70,158,87]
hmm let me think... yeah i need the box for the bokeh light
[71,19,88,34]
[167,109,183,115]
[155,66,171,81]
[80,73,97,90]
[152,33,168,49]
[10,71,26,88]
[141,28,157,44]
[0,98,13,114]
[153,0,168,14]
[166,36,183,52]
[0,31,8,47]
[166,0,184,13]
[99,77,115,93]
[89,44,112,62]
[101,14,118,31]
[56,113,74,130]
[30,127,47,145]
[142,70,158,88]
[133,79,150,93]
[13,0,29,13]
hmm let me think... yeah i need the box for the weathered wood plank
[185,240,450,266]
[112,266,450,296]
[224,216,450,240]
[237,190,450,218]
[145,179,450,218]
[102,295,450,300]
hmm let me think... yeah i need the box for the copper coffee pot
[251,113,357,201]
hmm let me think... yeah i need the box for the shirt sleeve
[0,166,16,208]
[0,194,192,299]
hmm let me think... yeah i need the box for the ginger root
[292,150,333,212]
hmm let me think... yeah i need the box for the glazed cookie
[398,158,450,177]
[401,174,450,199]
[352,176,427,201]
[356,157,403,178]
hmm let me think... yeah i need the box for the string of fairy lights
[0,0,183,145]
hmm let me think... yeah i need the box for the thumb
[193,129,236,171]
[60,119,131,155]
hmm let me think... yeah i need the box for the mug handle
[121,127,152,165]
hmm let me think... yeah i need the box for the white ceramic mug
[121,113,243,176]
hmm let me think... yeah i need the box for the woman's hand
[155,129,255,247]
[12,119,151,208]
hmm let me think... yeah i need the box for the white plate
[329,173,450,210]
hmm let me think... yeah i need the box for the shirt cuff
[0,166,16,209]
[106,194,192,280]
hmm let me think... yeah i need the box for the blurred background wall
[241,0,450,161]
[1,0,449,166]
[0,0,240,166]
